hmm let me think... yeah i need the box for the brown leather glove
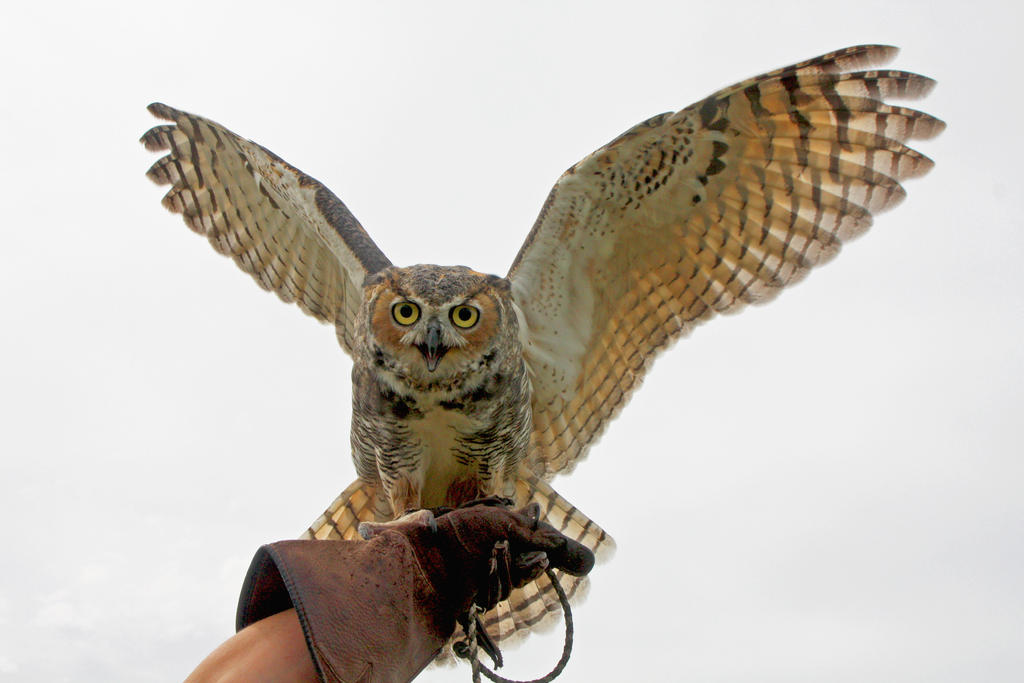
[236,501,594,683]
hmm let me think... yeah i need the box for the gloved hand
[424,498,593,607]
[415,499,596,668]
[235,500,595,683]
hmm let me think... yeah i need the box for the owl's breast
[407,404,486,505]
[351,354,532,507]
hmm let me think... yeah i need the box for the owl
[141,45,942,643]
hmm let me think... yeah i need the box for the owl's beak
[417,319,448,372]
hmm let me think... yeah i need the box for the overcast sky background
[1,1,1022,681]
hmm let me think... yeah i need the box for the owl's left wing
[508,45,943,477]
[141,103,391,354]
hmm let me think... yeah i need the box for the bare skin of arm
[185,609,318,683]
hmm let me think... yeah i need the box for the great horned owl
[141,45,942,642]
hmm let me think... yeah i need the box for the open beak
[417,319,448,372]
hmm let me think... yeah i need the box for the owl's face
[361,265,518,387]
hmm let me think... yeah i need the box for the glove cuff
[237,537,451,683]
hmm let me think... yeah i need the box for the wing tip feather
[146,101,178,121]
[145,157,172,185]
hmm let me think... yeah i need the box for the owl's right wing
[141,103,391,354]
[508,45,943,478]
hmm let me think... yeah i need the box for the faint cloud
[32,591,95,632]
[78,562,111,585]
[0,655,17,674]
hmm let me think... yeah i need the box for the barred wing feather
[509,45,943,477]
[141,103,391,354]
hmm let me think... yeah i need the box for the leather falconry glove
[236,500,595,683]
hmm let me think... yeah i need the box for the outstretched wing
[509,45,944,477]
[141,103,391,354]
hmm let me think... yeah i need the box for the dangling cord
[466,604,484,683]
[461,567,574,683]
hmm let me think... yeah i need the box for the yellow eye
[391,301,420,326]
[450,304,480,329]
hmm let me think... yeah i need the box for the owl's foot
[358,508,437,539]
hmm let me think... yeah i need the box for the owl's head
[361,265,518,384]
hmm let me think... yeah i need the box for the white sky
[2,1,1022,681]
